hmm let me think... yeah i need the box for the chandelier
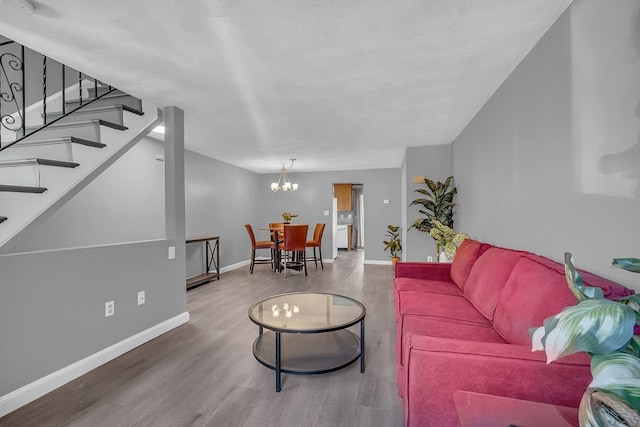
[270,158,299,192]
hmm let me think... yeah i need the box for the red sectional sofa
[394,239,634,427]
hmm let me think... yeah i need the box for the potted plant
[383,225,402,265]
[531,253,640,426]
[409,176,458,257]
[281,212,298,223]
[429,220,468,261]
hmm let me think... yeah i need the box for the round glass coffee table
[248,292,366,392]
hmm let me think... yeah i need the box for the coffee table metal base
[253,329,363,391]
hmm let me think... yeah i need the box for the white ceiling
[0,0,571,174]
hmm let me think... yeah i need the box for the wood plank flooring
[1,250,403,427]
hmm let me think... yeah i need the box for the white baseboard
[0,311,190,418]
[364,259,392,265]
[219,260,249,274]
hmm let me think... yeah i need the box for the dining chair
[244,224,275,273]
[306,223,326,269]
[278,224,309,277]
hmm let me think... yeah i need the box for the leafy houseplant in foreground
[408,176,457,256]
[530,253,640,426]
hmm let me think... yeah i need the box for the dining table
[259,224,310,273]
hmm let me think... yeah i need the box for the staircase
[0,41,162,252]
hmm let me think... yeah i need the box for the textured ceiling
[0,0,571,173]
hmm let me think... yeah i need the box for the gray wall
[183,149,262,275]
[452,0,640,290]
[0,108,187,396]
[403,145,453,261]
[257,168,402,262]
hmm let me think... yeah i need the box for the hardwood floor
[1,250,403,427]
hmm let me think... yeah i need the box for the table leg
[275,332,282,392]
[360,319,365,373]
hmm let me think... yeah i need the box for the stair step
[0,158,76,188]
[23,136,106,149]
[0,159,42,187]
[65,93,143,113]
[18,119,127,142]
[87,87,126,98]
[0,216,7,224]
[0,184,47,193]
[32,158,80,168]
[44,104,143,127]
[0,136,104,163]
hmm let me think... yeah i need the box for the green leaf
[590,353,640,410]
[565,253,604,301]
[612,258,640,273]
[533,299,636,362]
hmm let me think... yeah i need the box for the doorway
[332,183,364,257]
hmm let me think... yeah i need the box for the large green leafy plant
[409,176,457,255]
[531,254,640,426]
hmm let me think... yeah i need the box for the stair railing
[0,38,118,152]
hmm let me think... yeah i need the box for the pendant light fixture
[271,158,299,192]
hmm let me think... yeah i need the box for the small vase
[439,251,449,263]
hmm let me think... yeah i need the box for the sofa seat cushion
[396,315,506,396]
[449,239,493,290]
[463,247,527,321]
[493,256,579,345]
[403,335,592,427]
[396,291,491,325]
[393,277,463,296]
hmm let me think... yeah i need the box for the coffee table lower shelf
[253,330,361,376]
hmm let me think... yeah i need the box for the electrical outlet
[138,291,145,306]
[105,300,114,317]
[168,246,175,259]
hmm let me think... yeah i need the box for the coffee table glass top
[249,292,365,333]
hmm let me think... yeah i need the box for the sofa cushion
[395,315,506,396]
[463,247,526,321]
[393,277,463,297]
[493,256,579,345]
[523,253,634,300]
[449,239,492,290]
[396,291,491,325]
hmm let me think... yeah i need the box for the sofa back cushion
[493,256,579,345]
[524,254,634,300]
[463,247,526,320]
[449,239,489,290]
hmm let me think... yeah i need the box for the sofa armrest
[395,262,452,281]
[403,335,591,427]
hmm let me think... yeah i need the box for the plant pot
[580,389,640,427]
[391,257,400,266]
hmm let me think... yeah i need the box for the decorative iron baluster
[21,44,25,136]
[61,64,66,114]
[78,71,82,105]
[42,55,47,123]
[0,37,118,152]
[0,41,25,148]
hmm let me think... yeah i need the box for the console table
[186,236,220,289]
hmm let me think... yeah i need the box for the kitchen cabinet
[334,184,352,211]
